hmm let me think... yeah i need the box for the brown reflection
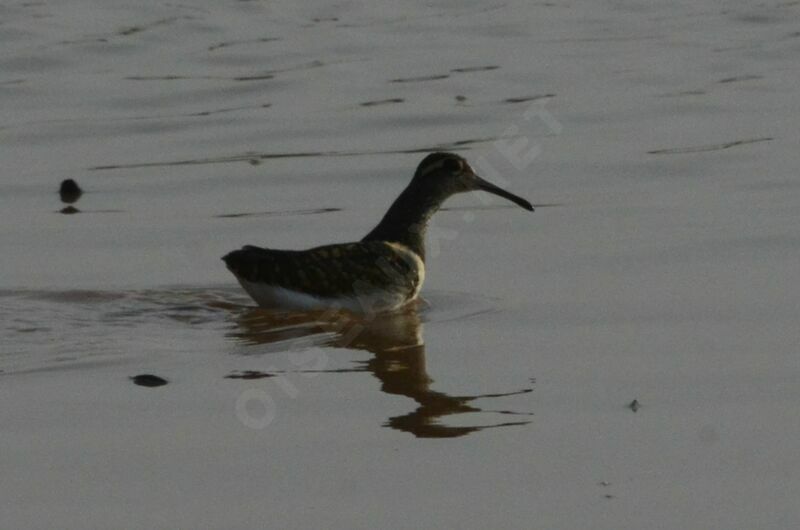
[229,304,532,438]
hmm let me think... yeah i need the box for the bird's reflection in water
[229,303,532,438]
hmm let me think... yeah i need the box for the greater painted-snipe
[223,152,533,312]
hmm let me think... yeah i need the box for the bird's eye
[443,158,462,173]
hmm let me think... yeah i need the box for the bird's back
[222,241,424,312]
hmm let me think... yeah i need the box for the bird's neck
[362,181,450,262]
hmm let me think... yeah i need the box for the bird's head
[412,152,533,211]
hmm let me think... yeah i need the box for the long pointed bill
[475,176,534,211]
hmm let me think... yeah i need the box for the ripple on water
[0,286,500,371]
[0,286,527,437]
[0,287,248,374]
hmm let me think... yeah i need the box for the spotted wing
[222,241,420,300]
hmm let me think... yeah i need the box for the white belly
[236,277,416,313]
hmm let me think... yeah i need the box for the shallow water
[1,286,529,437]
[3,0,800,528]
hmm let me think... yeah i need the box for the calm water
[2,1,800,528]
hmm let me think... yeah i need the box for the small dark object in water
[59,179,83,203]
[59,206,80,215]
[225,370,274,380]
[455,95,467,102]
[503,94,555,104]
[130,374,169,387]
[628,399,641,412]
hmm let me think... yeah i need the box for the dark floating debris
[360,98,404,107]
[89,137,504,171]
[190,103,271,117]
[208,37,280,52]
[127,61,322,83]
[215,207,341,219]
[130,374,169,387]
[59,179,82,203]
[455,95,467,102]
[504,94,556,104]
[126,75,186,80]
[628,399,641,412]
[658,74,762,97]
[225,370,275,380]
[657,89,707,98]
[390,74,450,83]
[451,65,500,73]
[647,137,772,155]
[232,74,274,82]
[718,74,763,84]
[117,17,181,37]
[126,73,274,82]
[119,26,144,36]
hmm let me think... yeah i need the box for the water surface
[3,0,800,528]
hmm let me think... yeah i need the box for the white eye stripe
[419,158,462,177]
[418,159,445,177]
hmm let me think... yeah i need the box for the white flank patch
[384,242,425,300]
